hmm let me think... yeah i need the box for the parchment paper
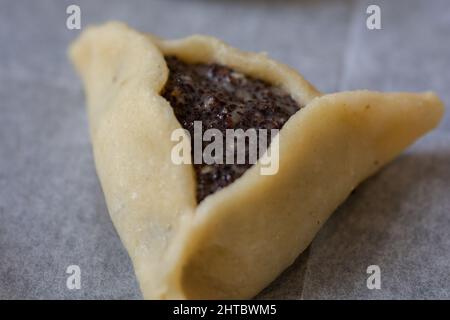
[0,0,448,299]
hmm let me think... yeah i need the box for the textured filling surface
[161,56,303,202]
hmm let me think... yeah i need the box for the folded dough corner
[69,22,444,299]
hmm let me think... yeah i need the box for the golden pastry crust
[69,21,444,299]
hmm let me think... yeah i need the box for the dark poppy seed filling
[161,56,303,202]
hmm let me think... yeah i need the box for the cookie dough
[69,22,444,299]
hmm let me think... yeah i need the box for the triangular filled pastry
[69,22,444,299]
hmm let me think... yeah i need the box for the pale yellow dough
[69,22,444,299]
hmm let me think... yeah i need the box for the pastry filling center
[161,56,303,202]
